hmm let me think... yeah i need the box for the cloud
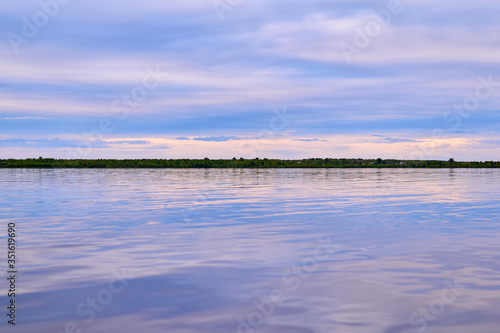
[474,140,500,146]
[148,144,171,149]
[3,116,51,120]
[0,138,80,147]
[108,140,150,145]
[192,136,241,142]
[2,0,500,159]
[293,138,328,142]
[379,137,422,144]
[0,138,165,149]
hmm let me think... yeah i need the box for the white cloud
[3,116,51,120]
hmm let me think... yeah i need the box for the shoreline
[1,158,500,168]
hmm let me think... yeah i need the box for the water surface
[1,169,499,333]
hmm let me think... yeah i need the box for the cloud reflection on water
[1,169,499,332]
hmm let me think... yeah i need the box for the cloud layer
[1,0,499,159]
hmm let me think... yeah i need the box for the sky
[1,0,499,160]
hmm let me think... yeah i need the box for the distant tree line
[0,157,499,168]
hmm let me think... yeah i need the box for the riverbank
[1,158,500,168]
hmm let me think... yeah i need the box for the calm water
[1,169,499,333]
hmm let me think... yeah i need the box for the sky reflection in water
[1,169,499,333]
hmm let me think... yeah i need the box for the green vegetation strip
[1,158,499,168]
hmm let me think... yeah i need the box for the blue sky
[1,0,499,160]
